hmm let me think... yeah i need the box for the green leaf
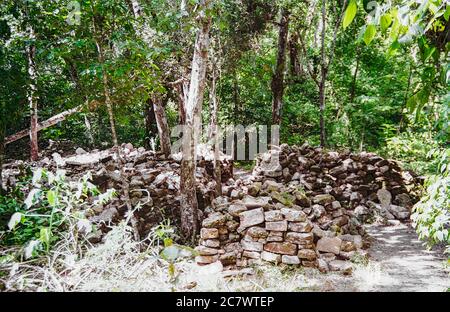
[40,227,51,249]
[380,14,392,32]
[343,0,357,29]
[444,5,450,21]
[363,25,377,45]
[47,190,57,207]
[7,212,23,230]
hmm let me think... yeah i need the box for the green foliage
[1,168,115,258]
[343,0,357,29]
[383,132,443,175]
[412,149,450,253]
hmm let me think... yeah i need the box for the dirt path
[358,223,449,291]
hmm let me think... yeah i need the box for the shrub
[411,149,450,253]
[2,168,115,259]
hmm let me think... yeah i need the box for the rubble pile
[195,143,420,273]
[2,143,233,237]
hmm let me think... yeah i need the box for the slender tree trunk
[271,8,290,125]
[144,97,158,148]
[288,32,301,77]
[399,63,413,133]
[27,26,39,161]
[349,47,360,102]
[128,0,172,154]
[64,57,95,146]
[209,65,222,196]
[180,0,211,241]
[173,80,188,125]
[152,96,171,157]
[319,0,327,147]
[0,124,5,195]
[92,16,119,147]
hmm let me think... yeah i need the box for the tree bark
[128,0,172,154]
[209,64,222,196]
[92,14,119,147]
[0,124,5,195]
[319,0,327,147]
[144,97,158,148]
[27,26,39,161]
[180,0,211,242]
[271,8,290,125]
[349,47,360,102]
[152,95,172,157]
[288,32,301,77]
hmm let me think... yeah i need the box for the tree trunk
[271,8,290,125]
[92,15,119,147]
[0,124,5,195]
[128,0,172,153]
[319,0,327,147]
[180,0,211,241]
[349,48,360,102]
[152,95,171,157]
[27,27,39,161]
[144,97,158,148]
[209,65,222,196]
[288,32,301,77]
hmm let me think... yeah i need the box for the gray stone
[313,194,335,205]
[316,237,342,255]
[265,220,288,231]
[202,212,227,228]
[286,232,314,245]
[297,249,317,260]
[281,208,307,222]
[242,195,271,209]
[195,246,219,256]
[288,220,313,232]
[228,202,247,217]
[200,228,219,239]
[281,255,300,265]
[328,260,352,274]
[239,208,264,228]
[264,210,284,222]
[261,251,281,263]
[241,240,263,252]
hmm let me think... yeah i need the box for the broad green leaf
[343,0,357,29]
[380,14,392,32]
[40,227,52,249]
[7,212,23,230]
[364,24,377,45]
[445,5,450,21]
[47,190,57,207]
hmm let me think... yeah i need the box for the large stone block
[264,242,297,255]
[239,208,264,229]
[316,237,342,255]
[261,251,281,263]
[281,208,307,222]
[265,220,288,231]
[285,232,314,245]
[200,228,219,239]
